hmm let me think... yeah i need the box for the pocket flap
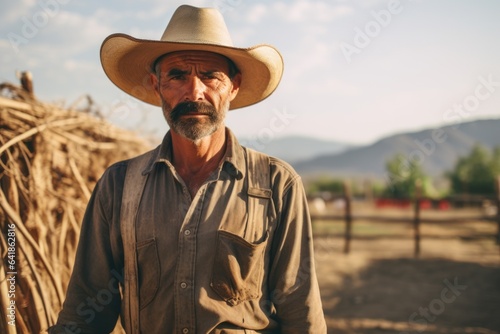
[248,187,272,199]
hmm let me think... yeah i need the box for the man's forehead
[156,51,230,69]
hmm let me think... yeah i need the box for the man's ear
[229,72,242,101]
[150,73,160,98]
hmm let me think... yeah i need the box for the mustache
[170,101,216,120]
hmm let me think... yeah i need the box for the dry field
[312,202,500,334]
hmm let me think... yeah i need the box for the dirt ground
[312,204,500,334]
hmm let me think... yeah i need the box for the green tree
[384,153,428,199]
[491,146,500,176]
[306,176,344,196]
[448,145,500,195]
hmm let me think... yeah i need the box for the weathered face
[151,50,241,141]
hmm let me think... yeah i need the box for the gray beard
[171,116,220,141]
[162,100,227,141]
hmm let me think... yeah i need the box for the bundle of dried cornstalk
[0,82,151,333]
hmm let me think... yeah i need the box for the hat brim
[100,33,284,110]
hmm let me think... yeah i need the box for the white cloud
[246,4,268,23]
[225,26,254,46]
[13,10,116,60]
[93,7,134,23]
[232,1,353,26]
[0,8,117,92]
[63,59,98,72]
[357,0,398,9]
[127,27,163,40]
[51,11,113,43]
[135,3,173,20]
[324,78,359,96]
[0,39,13,53]
[271,1,353,23]
[328,5,354,19]
[282,75,359,98]
[0,0,36,27]
[133,0,207,20]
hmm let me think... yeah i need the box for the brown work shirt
[50,129,326,333]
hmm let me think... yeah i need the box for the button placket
[175,186,209,333]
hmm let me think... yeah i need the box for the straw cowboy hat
[100,4,284,110]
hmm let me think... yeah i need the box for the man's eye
[202,75,216,80]
[202,72,223,80]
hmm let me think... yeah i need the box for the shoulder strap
[120,149,155,334]
[245,147,271,194]
[244,148,273,240]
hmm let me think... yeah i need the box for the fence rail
[310,178,500,257]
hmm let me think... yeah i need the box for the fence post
[496,176,500,246]
[343,181,352,254]
[413,179,422,257]
[364,179,373,202]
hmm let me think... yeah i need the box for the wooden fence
[310,179,500,257]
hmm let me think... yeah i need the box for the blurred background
[1,0,500,333]
[2,0,500,143]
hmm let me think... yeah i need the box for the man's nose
[184,76,206,101]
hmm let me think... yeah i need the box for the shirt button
[180,282,187,289]
[184,229,191,236]
[182,328,189,334]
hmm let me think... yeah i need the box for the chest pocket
[211,230,268,306]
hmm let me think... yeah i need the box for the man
[49,5,326,334]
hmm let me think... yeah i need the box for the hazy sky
[1,0,499,144]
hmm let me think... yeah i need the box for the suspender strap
[244,148,272,241]
[245,147,271,191]
[120,149,155,334]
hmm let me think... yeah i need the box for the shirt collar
[141,128,245,179]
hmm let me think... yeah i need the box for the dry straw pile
[0,81,150,333]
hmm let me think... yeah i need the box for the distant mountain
[293,118,500,179]
[238,135,355,164]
